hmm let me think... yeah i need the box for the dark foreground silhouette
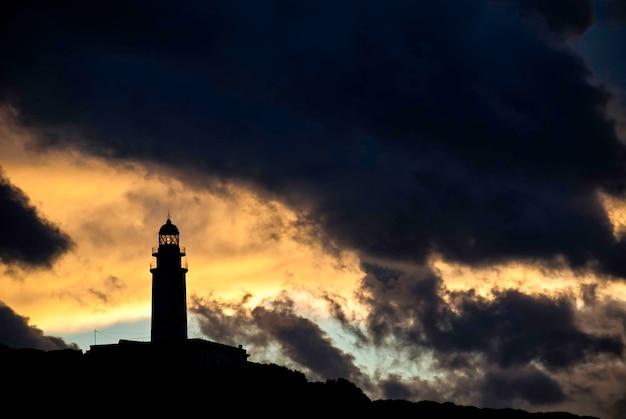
[1,343,598,418]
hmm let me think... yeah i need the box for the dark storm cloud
[356,263,623,370]
[251,298,361,381]
[506,0,595,36]
[0,168,73,268]
[379,376,416,401]
[1,1,626,278]
[189,292,259,347]
[189,291,365,383]
[0,301,79,350]
[481,368,565,408]
[607,0,626,25]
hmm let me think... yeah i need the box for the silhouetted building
[86,216,248,369]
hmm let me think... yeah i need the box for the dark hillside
[1,344,599,418]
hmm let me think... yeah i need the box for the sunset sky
[2,1,626,418]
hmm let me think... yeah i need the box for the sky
[1,0,626,417]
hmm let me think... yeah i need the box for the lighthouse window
[160,235,178,245]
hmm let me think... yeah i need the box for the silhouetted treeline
[0,343,598,418]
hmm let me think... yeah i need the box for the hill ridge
[0,343,599,418]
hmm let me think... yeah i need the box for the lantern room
[159,218,180,246]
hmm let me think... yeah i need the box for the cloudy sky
[2,0,626,417]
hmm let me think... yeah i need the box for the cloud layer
[1,0,625,278]
[188,263,626,414]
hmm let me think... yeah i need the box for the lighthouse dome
[159,218,179,235]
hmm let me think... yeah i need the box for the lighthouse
[86,216,248,370]
[150,216,188,343]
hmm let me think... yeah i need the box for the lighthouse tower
[150,216,188,343]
